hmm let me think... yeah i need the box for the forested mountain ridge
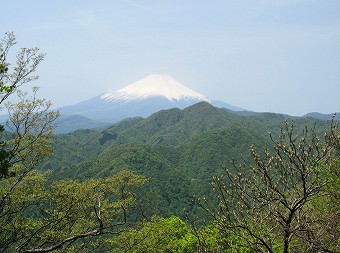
[42,102,332,218]
[303,111,340,120]
[2,33,337,253]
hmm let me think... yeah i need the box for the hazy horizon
[1,0,339,116]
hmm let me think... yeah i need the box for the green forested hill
[43,102,332,219]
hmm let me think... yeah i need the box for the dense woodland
[1,33,339,253]
[44,102,334,220]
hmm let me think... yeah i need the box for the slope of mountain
[43,102,331,219]
[59,74,243,123]
[303,112,339,121]
[55,114,109,133]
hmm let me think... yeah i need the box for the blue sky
[1,0,339,116]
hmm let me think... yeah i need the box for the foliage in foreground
[0,32,45,178]
[104,216,197,253]
[194,118,339,253]
[0,168,146,253]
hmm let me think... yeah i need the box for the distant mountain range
[55,115,109,134]
[1,74,337,133]
[59,74,243,123]
[303,112,339,121]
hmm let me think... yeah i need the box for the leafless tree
[196,118,339,253]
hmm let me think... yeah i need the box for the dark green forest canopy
[42,102,334,218]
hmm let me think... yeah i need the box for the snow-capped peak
[101,74,210,102]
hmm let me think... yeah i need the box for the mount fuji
[59,74,243,123]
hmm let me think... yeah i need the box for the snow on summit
[101,74,210,102]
